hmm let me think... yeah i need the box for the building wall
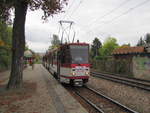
[92,57,133,76]
[133,56,150,80]
[92,55,150,80]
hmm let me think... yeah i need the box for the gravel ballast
[87,76,150,113]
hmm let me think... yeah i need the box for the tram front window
[70,45,89,64]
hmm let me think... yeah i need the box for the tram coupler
[74,79,83,86]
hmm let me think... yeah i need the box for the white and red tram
[43,42,90,86]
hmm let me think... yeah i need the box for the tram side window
[61,50,65,64]
[52,53,55,66]
[52,55,53,66]
[66,49,71,63]
[54,52,57,62]
[61,48,71,64]
[51,54,53,65]
[49,54,52,65]
[48,55,50,64]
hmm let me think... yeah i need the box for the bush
[0,21,12,71]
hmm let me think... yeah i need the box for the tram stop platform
[0,64,88,113]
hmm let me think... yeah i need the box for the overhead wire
[58,0,78,41]
[62,0,77,20]
[63,0,83,21]
[59,0,84,43]
[58,0,76,41]
[88,0,132,28]
[65,0,132,41]
[79,0,150,42]
[68,0,83,18]
[92,0,150,31]
[59,0,150,44]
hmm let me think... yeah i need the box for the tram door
[57,51,61,79]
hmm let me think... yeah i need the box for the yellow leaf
[0,40,5,46]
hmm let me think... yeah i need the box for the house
[112,46,150,80]
[24,50,35,65]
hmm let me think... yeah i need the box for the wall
[133,56,150,80]
[92,57,133,77]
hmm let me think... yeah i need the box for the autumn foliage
[0,0,68,21]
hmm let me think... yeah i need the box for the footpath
[0,64,88,113]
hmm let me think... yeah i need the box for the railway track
[44,64,140,113]
[91,71,150,91]
[66,86,138,113]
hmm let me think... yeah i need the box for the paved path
[0,64,88,113]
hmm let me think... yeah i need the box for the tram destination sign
[70,45,88,49]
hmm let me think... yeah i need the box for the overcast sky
[25,0,150,53]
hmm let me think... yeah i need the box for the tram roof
[44,42,89,56]
[61,42,89,46]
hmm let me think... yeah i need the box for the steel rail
[91,72,150,87]
[91,72,150,91]
[75,91,105,113]
[91,71,150,84]
[85,86,139,113]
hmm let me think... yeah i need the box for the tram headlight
[72,72,75,76]
[85,71,89,75]
[72,69,76,76]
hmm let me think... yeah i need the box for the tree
[49,34,60,50]
[99,37,119,58]
[145,33,150,44]
[120,43,130,48]
[91,37,102,58]
[50,34,60,49]
[0,20,12,70]
[0,0,68,89]
[137,37,145,46]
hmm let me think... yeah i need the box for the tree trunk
[7,1,28,89]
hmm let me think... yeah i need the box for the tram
[43,42,90,86]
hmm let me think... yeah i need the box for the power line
[91,0,150,32]
[62,0,77,20]
[76,23,111,41]
[79,0,150,42]
[109,0,150,23]
[65,0,83,20]
[88,0,132,27]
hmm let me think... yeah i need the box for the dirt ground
[0,82,36,113]
[0,65,56,113]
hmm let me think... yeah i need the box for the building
[112,46,150,80]
[24,50,35,65]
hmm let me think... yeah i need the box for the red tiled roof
[112,46,145,55]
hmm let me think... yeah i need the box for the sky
[25,0,150,53]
